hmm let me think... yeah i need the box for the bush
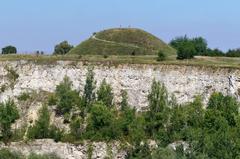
[0,99,19,144]
[53,41,73,55]
[2,46,17,54]
[97,79,114,107]
[120,90,129,111]
[17,92,31,101]
[0,149,23,159]
[70,117,83,139]
[157,51,166,61]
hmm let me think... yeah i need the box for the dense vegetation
[1,46,17,54]
[170,35,240,59]
[1,68,240,158]
[53,41,73,55]
[68,28,176,56]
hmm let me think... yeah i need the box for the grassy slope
[0,54,239,69]
[68,28,176,56]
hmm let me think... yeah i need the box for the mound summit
[68,28,176,56]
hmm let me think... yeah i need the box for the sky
[0,0,240,53]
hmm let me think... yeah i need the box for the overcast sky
[0,0,240,53]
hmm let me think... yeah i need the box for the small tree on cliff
[0,99,19,144]
[83,67,96,108]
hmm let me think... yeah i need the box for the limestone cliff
[0,60,240,158]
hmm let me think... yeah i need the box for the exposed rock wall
[0,60,240,111]
[0,139,126,159]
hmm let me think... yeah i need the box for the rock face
[0,60,240,158]
[0,60,240,111]
[0,139,127,159]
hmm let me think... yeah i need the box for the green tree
[176,40,195,60]
[0,99,19,144]
[55,76,80,115]
[2,46,17,54]
[192,37,208,55]
[27,105,50,139]
[86,102,119,140]
[97,79,114,107]
[145,80,172,142]
[83,67,96,108]
[53,41,73,55]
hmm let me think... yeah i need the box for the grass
[0,54,239,69]
[68,28,176,56]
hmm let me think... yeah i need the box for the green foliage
[85,102,119,140]
[145,79,171,139]
[0,99,19,144]
[120,90,128,111]
[2,46,17,54]
[126,143,152,159]
[48,94,57,106]
[83,67,96,107]
[5,66,19,83]
[157,50,166,61]
[27,105,50,139]
[17,92,31,101]
[170,35,207,57]
[0,149,23,159]
[152,147,176,159]
[55,76,80,115]
[97,79,114,107]
[27,105,63,141]
[70,117,83,139]
[53,41,73,55]
[226,48,240,57]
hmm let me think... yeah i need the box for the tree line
[170,35,240,59]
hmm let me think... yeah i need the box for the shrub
[2,46,17,54]
[120,90,128,111]
[157,51,166,61]
[0,99,19,144]
[48,94,57,106]
[0,149,23,159]
[5,66,19,83]
[70,117,83,139]
[17,92,31,101]
[97,79,114,107]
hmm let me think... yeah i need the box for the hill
[68,28,176,56]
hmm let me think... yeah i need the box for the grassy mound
[68,28,176,56]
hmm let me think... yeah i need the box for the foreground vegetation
[1,68,240,158]
[0,149,60,159]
